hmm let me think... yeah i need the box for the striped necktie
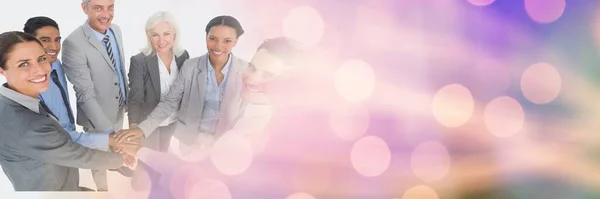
[102,35,116,68]
[102,35,123,107]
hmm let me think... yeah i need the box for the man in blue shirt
[23,16,136,188]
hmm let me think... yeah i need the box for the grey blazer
[62,21,128,131]
[138,53,248,145]
[0,85,122,191]
[127,51,190,125]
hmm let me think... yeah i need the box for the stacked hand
[109,125,145,168]
[115,125,145,144]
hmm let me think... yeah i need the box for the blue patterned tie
[102,35,123,107]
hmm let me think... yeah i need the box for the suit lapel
[81,22,116,72]
[112,25,126,67]
[111,25,128,94]
[216,55,244,133]
[146,54,161,102]
[196,56,208,105]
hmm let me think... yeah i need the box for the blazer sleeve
[176,50,190,70]
[127,55,146,125]
[138,59,192,138]
[68,129,110,151]
[62,38,113,131]
[182,51,190,62]
[19,119,123,170]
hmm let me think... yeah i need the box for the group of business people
[0,0,302,196]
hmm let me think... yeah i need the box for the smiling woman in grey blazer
[116,15,248,150]
[0,31,127,191]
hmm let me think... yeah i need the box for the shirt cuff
[101,127,114,134]
[103,127,115,134]
[93,133,110,151]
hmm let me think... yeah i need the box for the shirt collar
[51,60,61,71]
[87,22,111,41]
[0,83,40,113]
[207,53,233,75]
[157,53,177,68]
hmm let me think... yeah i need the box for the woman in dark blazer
[127,11,189,153]
[126,11,189,195]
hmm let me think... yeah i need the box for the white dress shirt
[158,54,179,126]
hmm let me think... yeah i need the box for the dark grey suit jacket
[127,51,190,125]
[0,85,123,191]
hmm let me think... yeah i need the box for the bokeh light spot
[351,136,391,177]
[329,102,370,141]
[468,0,496,6]
[432,84,474,128]
[410,141,451,182]
[210,133,254,176]
[168,164,210,199]
[524,0,566,24]
[484,96,525,137]
[402,185,439,199]
[286,192,316,199]
[334,60,375,102]
[520,62,562,104]
[188,179,232,199]
[334,59,376,103]
[283,6,325,47]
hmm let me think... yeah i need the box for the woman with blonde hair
[128,11,189,153]
[127,11,189,196]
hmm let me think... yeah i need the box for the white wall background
[0,0,272,194]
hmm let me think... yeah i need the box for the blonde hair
[141,11,184,56]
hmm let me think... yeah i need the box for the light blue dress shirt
[39,60,110,150]
[199,54,232,133]
[88,24,126,104]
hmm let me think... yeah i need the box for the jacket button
[115,96,119,99]
[114,82,118,86]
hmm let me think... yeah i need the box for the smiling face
[0,41,51,97]
[206,25,238,63]
[148,21,175,54]
[82,0,115,34]
[33,26,61,63]
[241,49,287,104]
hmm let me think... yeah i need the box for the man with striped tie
[62,0,134,191]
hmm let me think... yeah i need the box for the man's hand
[114,127,144,143]
[109,132,142,152]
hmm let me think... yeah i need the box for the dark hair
[23,16,59,36]
[256,37,303,65]
[205,15,244,38]
[0,31,43,70]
